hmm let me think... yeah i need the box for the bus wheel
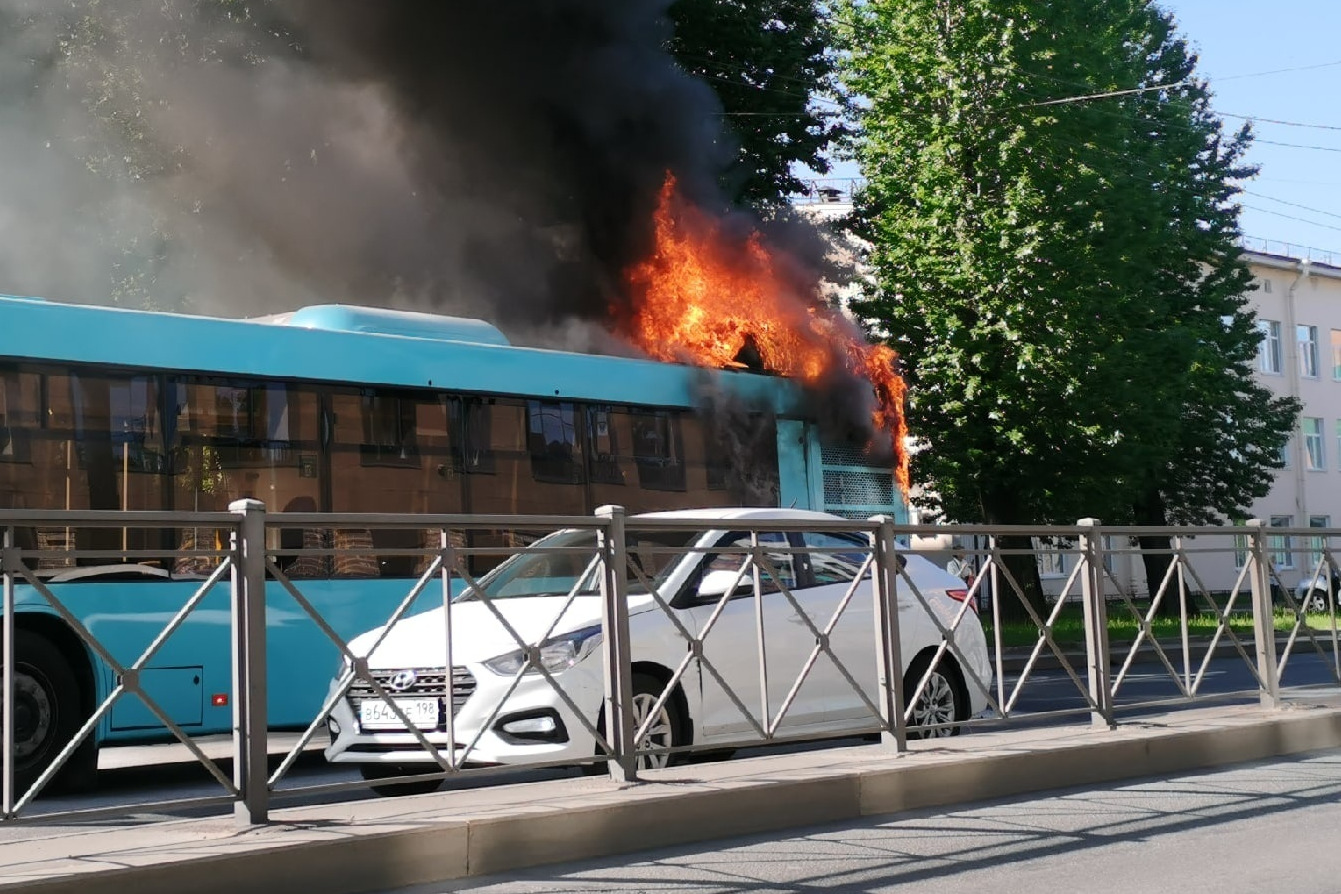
[8,630,89,798]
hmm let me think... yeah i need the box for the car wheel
[358,763,444,797]
[586,673,685,774]
[8,630,89,798]
[630,673,684,771]
[1304,589,1335,613]
[903,652,963,739]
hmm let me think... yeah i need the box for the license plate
[358,697,439,731]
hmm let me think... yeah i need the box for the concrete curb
[4,698,1340,894]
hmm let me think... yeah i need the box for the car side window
[801,531,872,586]
[704,531,798,595]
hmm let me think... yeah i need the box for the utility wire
[1244,192,1341,223]
[1241,204,1341,234]
[1220,112,1341,132]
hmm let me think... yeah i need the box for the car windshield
[463,528,700,600]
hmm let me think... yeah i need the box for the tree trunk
[994,534,1049,623]
[1132,489,1179,618]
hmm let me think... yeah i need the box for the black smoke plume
[0,0,754,335]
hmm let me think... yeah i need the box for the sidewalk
[3,692,1339,894]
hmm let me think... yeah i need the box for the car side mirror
[697,568,753,600]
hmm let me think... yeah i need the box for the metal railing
[1,506,1338,827]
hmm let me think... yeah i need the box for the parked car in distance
[323,508,993,795]
[1296,564,1340,612]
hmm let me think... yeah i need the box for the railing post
[869,516,907,752]
[230,499,269,824]
[1078,519,1115,729]
[2,526,15,816]
[596,505,637,782]
[1245,519,1282,708]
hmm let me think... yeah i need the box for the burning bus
[0,282,907,793]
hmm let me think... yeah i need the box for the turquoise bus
[0,295,904,793]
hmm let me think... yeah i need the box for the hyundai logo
[387,669,418,692]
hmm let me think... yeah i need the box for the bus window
[330,388,463,576]
[631,410,686,492]
[172,379,320,512]
[527,400,581,485]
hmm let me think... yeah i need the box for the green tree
[839,0,1297,618]
[668,0,846,207]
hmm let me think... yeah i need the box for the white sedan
[323,508,993,794]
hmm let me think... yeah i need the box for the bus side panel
[776,420,813,510]
[13,578,423,742]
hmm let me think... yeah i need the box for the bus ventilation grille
[820,445,897,519]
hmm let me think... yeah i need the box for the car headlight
[482,625,603,676]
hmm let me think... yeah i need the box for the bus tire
[8,630,90,798]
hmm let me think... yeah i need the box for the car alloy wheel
[904,654,962,739]
[630,674,680,770]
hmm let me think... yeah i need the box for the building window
[1304,417,1326,470]
[1332,331,1341,380]
[1270,515,1294,570]
[1257,320,1282,374]
[1308,516,1331,576]
[1298,324,1319,379]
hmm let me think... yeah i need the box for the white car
[323,508,993,794]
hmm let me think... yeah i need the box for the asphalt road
[12,650,1341,822]
[374,748,1341,894]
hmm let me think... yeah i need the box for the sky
[1162,0,1341,262]
[813,1,1341,264]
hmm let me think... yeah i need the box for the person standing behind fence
[946,550,973,585]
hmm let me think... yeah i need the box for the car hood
[348,593,656,668]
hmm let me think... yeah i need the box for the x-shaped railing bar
[449,550,616,764]
[1274,546,1341,682]
[266,547,465,785]
[623,543,770,750]
[768,550,886,733]
[1108,553,1192,699]
[888,552,1000,728]
[992,555,1101,717]
[1174,553,1266,693]
[3,551,237,813]
[1294,553,1341,680]
[265,554,462,778]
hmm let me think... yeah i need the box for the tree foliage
[668,0,846,207]
[839,0,1298,609]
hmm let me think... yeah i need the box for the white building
[1239,249,1341,594]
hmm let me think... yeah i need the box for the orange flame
[621,173,909,495]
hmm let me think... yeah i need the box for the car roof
[630,507,850,523]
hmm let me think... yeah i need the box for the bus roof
[2,295,799,412]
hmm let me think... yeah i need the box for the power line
[1244,191,1341,223]
[1220,112,1341,132]
[1022,80,1193,108]
[1241,204,1341,234]
[1212,59,1341,82]
[1253,139,1341,154]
